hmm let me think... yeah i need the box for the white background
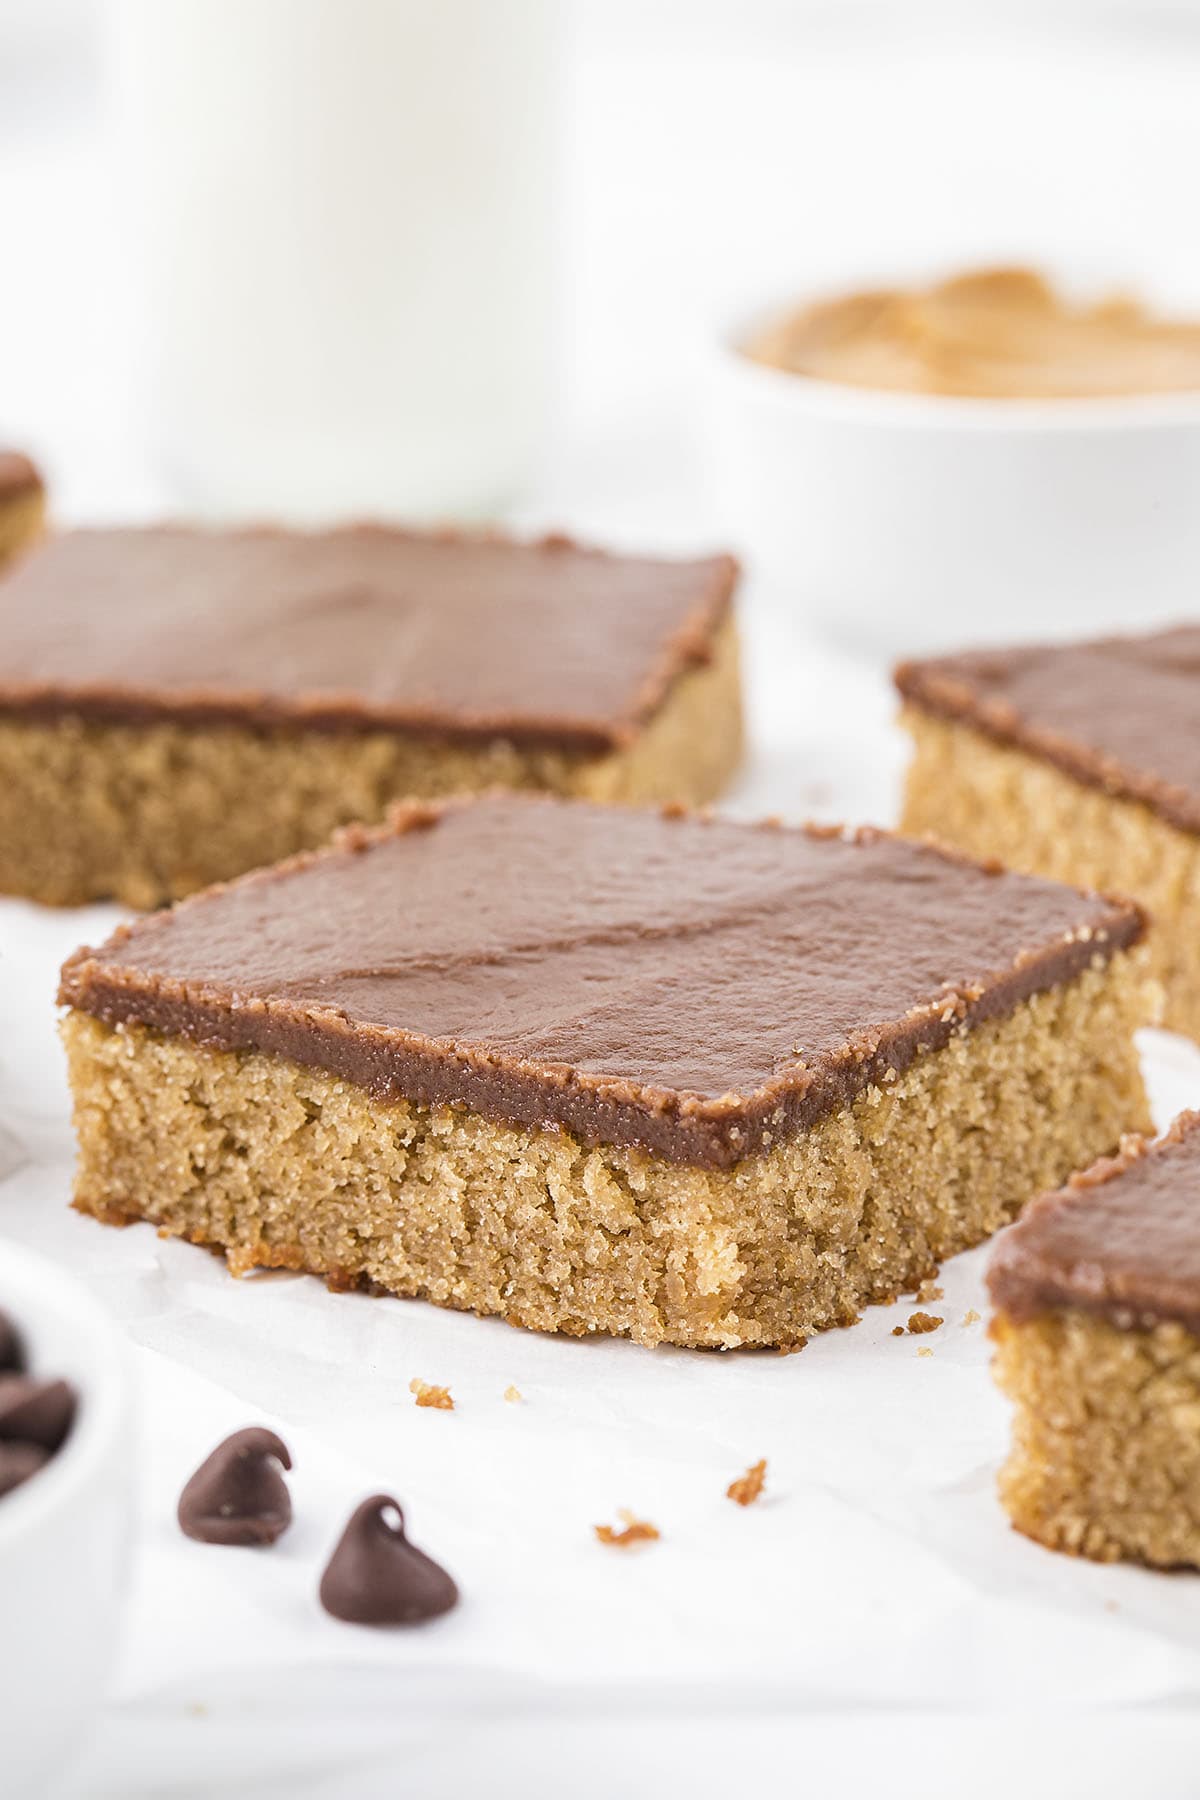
[6,1,1200,532]
[4,5,1200,1795]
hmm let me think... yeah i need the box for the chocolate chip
[0,1375,76,1451]
[0,1309,24,1374]
[0,1439,49,1497]
[319,1494,458,1626]
[178,1426,293,1546]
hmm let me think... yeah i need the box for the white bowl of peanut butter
[703,266,1200,652]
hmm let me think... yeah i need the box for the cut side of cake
[0,452,44,568]
[59,794,1153,1350]
[0,525,741,906]
[989,1111,1200,1568]
[898,626,1200,1040]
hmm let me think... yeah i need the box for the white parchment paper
[4,618,1200,1798]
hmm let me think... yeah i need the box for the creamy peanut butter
[746,267,1200,399]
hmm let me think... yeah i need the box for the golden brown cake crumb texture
[727,1460,767,1506]
[992,1309,1200,1567]
[0,618,740,908]
[595,1512,660,1547]
[62,948,1151,1350]
[409,1379,454,1411]
[0,485,44,567]
[900,707,1200,1039]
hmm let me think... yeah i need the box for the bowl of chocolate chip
[0,1238,133,1793]
[703,265,1200,651]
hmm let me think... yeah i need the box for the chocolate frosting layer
[0,526,735,751]
[989,1112,1200,1334]
[897,627,1200,836]
[60,795,1144,1169]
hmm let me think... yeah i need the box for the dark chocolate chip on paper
[178,1426,293,1547]
[319,1495,459,1627]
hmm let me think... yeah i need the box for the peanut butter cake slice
[898,626,1200,1040]
[989,1112,1200,1568]
[0,525,740,907]
[0,451,44,566]
[60,794,1152,1350]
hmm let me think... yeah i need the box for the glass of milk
[110,0,557,521]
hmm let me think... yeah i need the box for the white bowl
[0,1239,134,1793]
[701,299,1200,654]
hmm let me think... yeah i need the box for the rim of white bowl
[712,302,1200,432]
[0,1237,129,1547]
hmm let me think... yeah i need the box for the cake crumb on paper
[894,1311,944,1337]
[907,1311,944,1334]
[727,1459,767,1507]
[595,1509,660,1548]
[409,1378,454,1411]
[916,1278,944,1303]
[503,1384,523,1403]
[962,1308,981,1327]
[917,1346,934,1358]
